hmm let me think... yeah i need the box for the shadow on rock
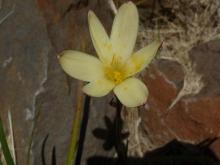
[87,138,220,165]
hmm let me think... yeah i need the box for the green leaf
[0,117,14,165]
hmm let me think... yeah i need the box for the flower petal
[83,79,115,97]
[125,40,162,77]
[114,78,148,107]
[59,50,104,82]
[110,2,138,61]
[88,11,113,64]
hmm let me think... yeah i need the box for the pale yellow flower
[59,2,161,107]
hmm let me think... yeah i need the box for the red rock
[140,41,220,158]
[140,59,184,148]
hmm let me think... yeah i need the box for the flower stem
[114,98,128,164]
[74,96,90,165]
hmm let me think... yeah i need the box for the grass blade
[0,117,14,165]
[66,82,84,165]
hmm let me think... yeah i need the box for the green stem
[66,84,84,165]
[0,117,14,165]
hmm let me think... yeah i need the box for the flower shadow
[87,138,220,165]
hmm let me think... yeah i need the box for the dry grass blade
[8,111,16,164]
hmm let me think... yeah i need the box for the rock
[0,0,115,164]
[0,0,53,164]
[140,59,184,150]
[35,1,116,165]
[190,40,220,96]
[140,40,220,159]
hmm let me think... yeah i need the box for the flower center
[105,67,124,84]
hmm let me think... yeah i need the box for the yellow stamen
[105,67,125,84]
